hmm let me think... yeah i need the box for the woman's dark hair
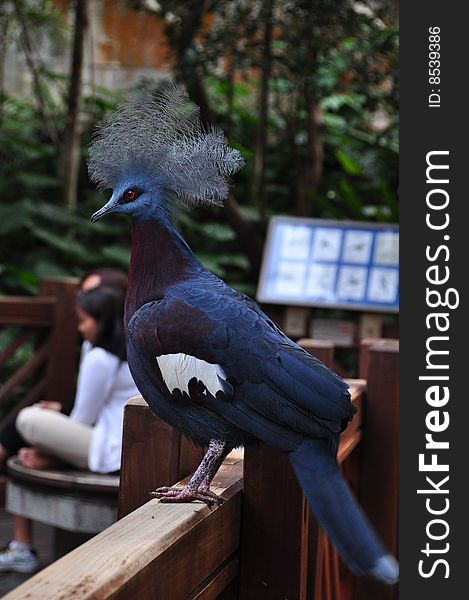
[79,268,128,295]
[76,286,126,361]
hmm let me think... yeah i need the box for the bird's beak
[90,197,118,223]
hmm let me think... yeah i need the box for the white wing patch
[156,353,228,398]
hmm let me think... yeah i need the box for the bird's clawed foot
[150,485,224,506]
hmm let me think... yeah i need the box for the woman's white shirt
[70,346,139,473]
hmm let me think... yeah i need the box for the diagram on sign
[373,232,399,265]
[311,228,342,261]
[306,264,337,299]
[342,230,373,264]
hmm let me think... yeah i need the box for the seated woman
[0,267,128,467]
[0,286,140,573]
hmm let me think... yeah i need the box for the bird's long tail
[289,437,399,585]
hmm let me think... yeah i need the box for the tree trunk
[305,88,324,193]
[59,0,88,210]
[13,0,59,146]
[0,7,10,125]
[224,194,264,275]
[169,0,213,124]
[224,48,235,139]
[161,0,265,274]
[253,0,273,224]
[296,85,324,217]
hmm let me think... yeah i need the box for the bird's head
[89,84,244,224]
[90,172,164,223]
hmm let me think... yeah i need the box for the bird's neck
[125,217,199,322]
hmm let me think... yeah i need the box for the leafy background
[0,0,398,301]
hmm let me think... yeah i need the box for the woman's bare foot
[34,401,63,412]
[18,447,63,470]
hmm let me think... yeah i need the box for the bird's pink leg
[151,440,229,506]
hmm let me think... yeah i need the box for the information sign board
[257,217,399,312]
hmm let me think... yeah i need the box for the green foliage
[154,0,398,226]
[0,0,398,299]
[0,91,125,294]
[175,206,255,295]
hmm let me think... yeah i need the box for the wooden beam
[309,380,365,600]
[297,338,334,368]
[239,442,310,600]
[40,278,80,410]
[359,338,398,380]
[356,341,399,600]
[0,328,36,369]
[0,297,56,326]
[188,556,239,600]
[3,452,243,600]
[117,396,205,519]
[239,381,364,600]
[0,376,47,430]
[338,380,365,463]
[0,278,79,419]
[0,339,49,407]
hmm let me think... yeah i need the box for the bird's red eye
[126,189,136,201]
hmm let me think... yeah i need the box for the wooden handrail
[338,379,366,463]
[359,337,398,380]
[118,396,205,519]
[0,329,36,369]
[356,340,399,600]
[238,381,365,600]
[3,451,243,600]
[0,376,47,430]
[39,278,79,408]
[0,339,50,406]
[0,278,79,436]
[0,334,397,600]
[0,297,56,327]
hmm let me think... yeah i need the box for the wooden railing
[0,278,79,427]
[238,378,365,600]
[4,339,399,600]
[117,396,205,519]
[3,451,243,600]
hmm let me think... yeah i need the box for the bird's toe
[150,485,224,506]
[150,486,181,496]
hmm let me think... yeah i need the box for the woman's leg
[13,515,33,546]
[0,409,92,573]
[16,407,92,470]
[0,517,38,573]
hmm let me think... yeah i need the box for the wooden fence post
[118,396,205,519]
[297,339,334,369]
[298,339,340,599]
[238,443,310,599]
[359,338,398,380]
[356,340,399,600]
[238,339,336,599]
[39,277,79,410]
